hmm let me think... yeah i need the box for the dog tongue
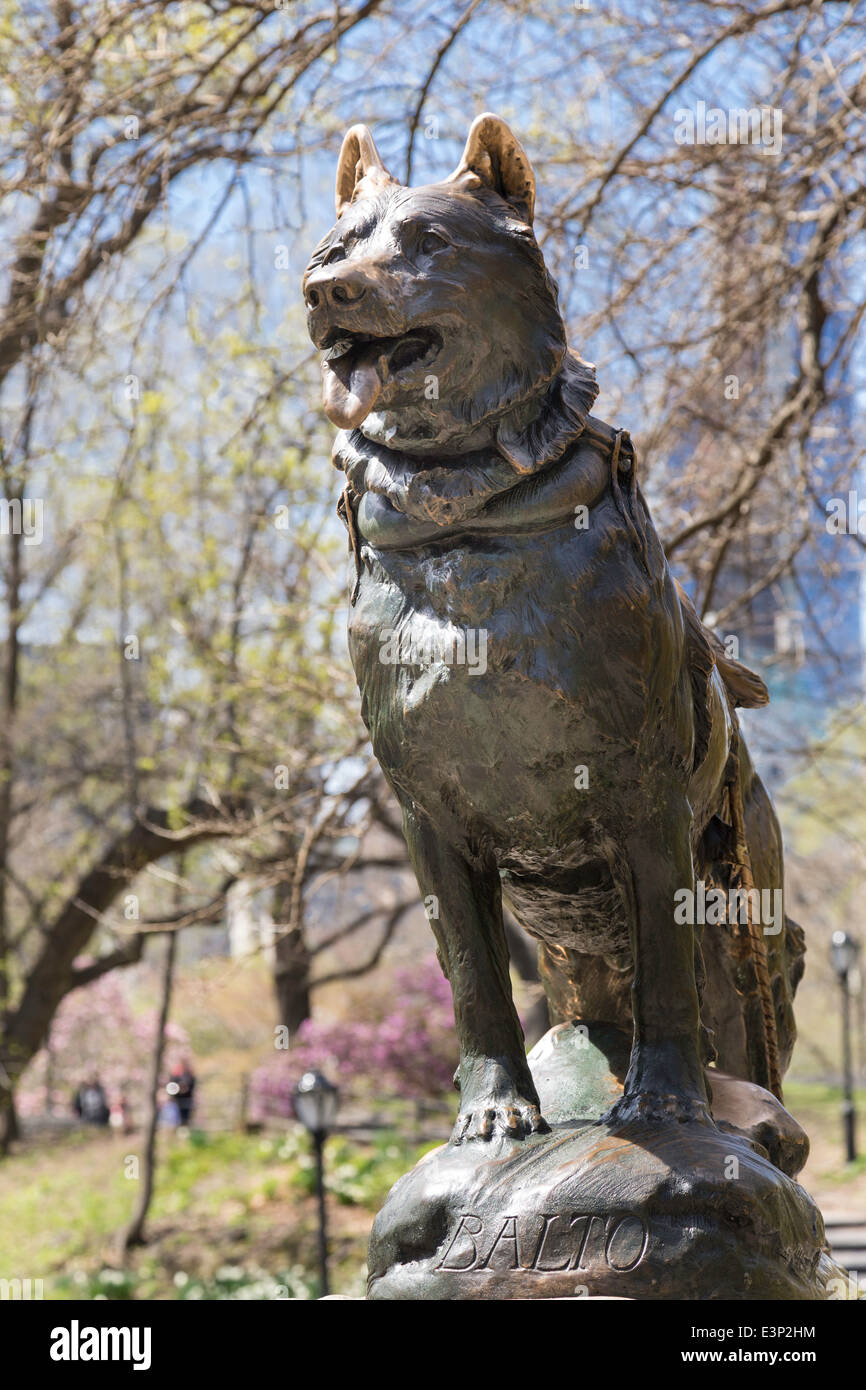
[322,348,384,430]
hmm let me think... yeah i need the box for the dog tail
[676,579,769,709]
[713,647,769,710]
[676,583,782,1097]
[726,751,783,1100]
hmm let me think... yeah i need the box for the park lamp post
[829,931,861,1164]
[293,1070,339,1297]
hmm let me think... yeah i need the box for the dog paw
[603,1089,714,1128]
[451,1101,550,1144]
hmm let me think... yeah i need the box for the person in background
[166,1058,196,1128]
[109,1082,134,1134]
[73,1076,110,1127]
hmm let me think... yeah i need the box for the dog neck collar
[333,351,599,529]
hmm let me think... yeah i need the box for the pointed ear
[335,124,398,218]
[447,113,536,223]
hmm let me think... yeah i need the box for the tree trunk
[0,1084,19,1150]
[0,798,238,1157]
[0,448,23,1155]
[274,927,312,1036]
[121,929,177,1251]
[272,882,312,1037]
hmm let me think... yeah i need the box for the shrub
[249,956,455,1118]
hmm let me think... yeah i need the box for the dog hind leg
[605,786,714,1127]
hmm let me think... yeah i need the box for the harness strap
[726,746,783,1101]
[337,485,363,606]
[604,425,651,576]
[593,414,783,1100]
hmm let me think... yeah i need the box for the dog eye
[323,245,346,265]
[419,231,447,255]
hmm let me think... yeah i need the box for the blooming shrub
[249,956,456,1119]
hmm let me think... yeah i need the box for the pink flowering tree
[17,964,188,1119]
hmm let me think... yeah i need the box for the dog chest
[346,510,688,840]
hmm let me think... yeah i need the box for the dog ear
[335,125,398,217]
[447,113,535,223]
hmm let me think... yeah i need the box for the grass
[0,1123,435,1300]
[2,1080,864,1299]
[783,1080,866,1200]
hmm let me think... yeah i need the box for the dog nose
[304,270,367,311]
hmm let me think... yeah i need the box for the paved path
[825,1218,866,1278]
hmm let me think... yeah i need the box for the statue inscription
[436,1211,649,1275]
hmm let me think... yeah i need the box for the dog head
[303,114,569,455]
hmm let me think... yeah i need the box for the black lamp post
[293,1070,339,1296]
[829,931,861,1164]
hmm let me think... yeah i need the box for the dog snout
[304,267,368,311]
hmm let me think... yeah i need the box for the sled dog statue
[303,114,847,1301]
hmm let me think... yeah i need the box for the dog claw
[450,1100,550,1144]
[451,1113,471,1143]
[604,1090,715,1128]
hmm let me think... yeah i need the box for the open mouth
[320,326,442,430]
[323,325,441,376]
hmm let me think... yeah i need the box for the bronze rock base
[367,1023,845,1300]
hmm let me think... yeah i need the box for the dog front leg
[607,791,713,1127]
[401,800,548,1143]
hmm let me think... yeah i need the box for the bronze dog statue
[303,114,804,1144]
